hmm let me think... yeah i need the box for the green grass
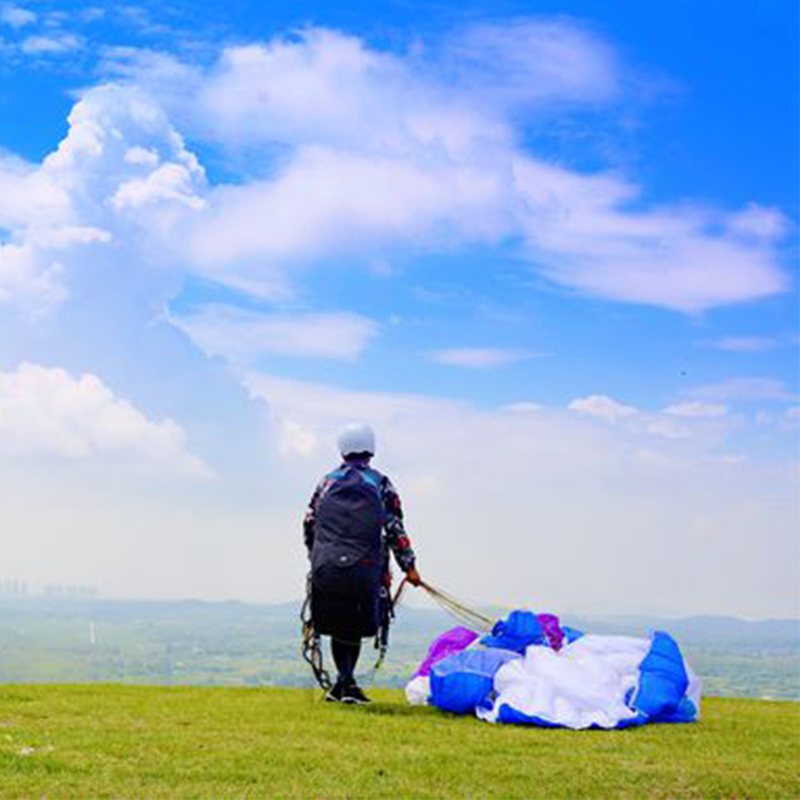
[0,686,797,799]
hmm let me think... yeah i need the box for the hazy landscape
[0,597,796,700]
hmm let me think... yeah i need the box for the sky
[0,0,797,619]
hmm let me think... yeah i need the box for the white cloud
[0,84,206,313]
[443,19,620,108]
[188,30,510,154]
[568,394,638,423]
[707,336,779,353]
[646,419,690,440]
[503,402,543,414]
[170,304,379,362]
[111,162,205,210]
[664,401,727,418]
[726,203,789,239]
[0,242,66,311]
[0,27,786,317]
[187,146,511,277]
[99,27,790,313]
[0,3,36,28]
[0,363,210,477]
[0,224,111,315]
[431,347,534,368]
[242,371,799,616]
[20,33,81,55]
[276,417,318,458]
[514,159,788,312]
[0,23,795,617]
[123,146,159,166]
[687,377,793,402]
[0,154,70,228]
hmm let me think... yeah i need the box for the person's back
[304,423,421,703]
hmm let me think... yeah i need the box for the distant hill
[0,597,797,699]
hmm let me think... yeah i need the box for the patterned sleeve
[381,476,416,573]
[303,480,325,554]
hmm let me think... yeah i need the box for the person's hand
[405,566,422,587]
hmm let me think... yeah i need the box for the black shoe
[342,683,371,705]
[324,681,345,703]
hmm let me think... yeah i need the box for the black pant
[312,562,382,685]
[331,637,361,685]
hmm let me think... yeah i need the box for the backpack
[311,466,386,573]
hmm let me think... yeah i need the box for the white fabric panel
[477,635,652,729]
[405,675,431,706]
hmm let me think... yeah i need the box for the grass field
[0,686,798,799]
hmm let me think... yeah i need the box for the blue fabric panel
[480,610,545,653]
[430,648,520,715]
[633,631,689,719]
[562,626,585,644]
[654,697,698,724]
[495,704,649,729]
[496,704,563,727]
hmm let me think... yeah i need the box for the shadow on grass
[357,702,439,718]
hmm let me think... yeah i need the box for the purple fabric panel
[537,613,564,651]
[413,626,479,677]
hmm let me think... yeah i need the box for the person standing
[304,423,421,703]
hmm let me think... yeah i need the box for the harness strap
[300,574,495,690]
[300,575,332,691]
[300,572,395,691]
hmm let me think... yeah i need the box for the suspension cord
[418,580,496,633]
[301,574,495,691]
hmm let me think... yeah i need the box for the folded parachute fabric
[405,611,701,730]
[413,626,479,678]
[480,610,546,653]
[429,648,521,714]
[405,626,479,706]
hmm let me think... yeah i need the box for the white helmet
[337,423,376,458]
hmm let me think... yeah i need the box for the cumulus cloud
[0,84,205,313]
[664,401,727,418]
[503,402,543,414]
[0,3,35,28]
[0,242,67,310]
[0,153,70,228]
[707,336,779,353]
[186,147,511,281]
[443,19,620,108]
[170,304,380,362]
[0,25,789,315]
[90,26,791,314]
[514,159,788,311]
[0,20,796,616]
[568,394,638,423]
[646,419,690,440]
[687,377,793,402]
[20,33,82,55]
[242,371,798,615]
[0,363,210,476]
[430,347,534,368]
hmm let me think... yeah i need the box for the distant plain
[0,598,796,700]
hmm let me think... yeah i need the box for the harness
[300,573,406,691]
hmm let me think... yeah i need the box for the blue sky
[0,0,797,617]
